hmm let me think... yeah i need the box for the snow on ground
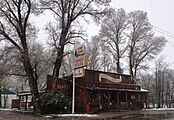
[143,108,174,111]
[0,108,18,111]
[2,107,174,119]
[0,108,99,119]
[44,114,98,119]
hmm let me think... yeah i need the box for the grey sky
[101,0,174,66]
[35,0,174,66]
[112,0,174,67]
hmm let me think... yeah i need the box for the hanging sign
[75,44,85,57]
[75,68,85,78]
[74,55,88,68]
[99,73,122,83]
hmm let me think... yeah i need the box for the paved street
[1,108,174,120]
[0,109,43,120]
[0,109,97,120]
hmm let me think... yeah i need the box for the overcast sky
[111,0,174,67]
[94,0,174,67]
[35,0,174,67]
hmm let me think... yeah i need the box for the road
[1,108,174,120]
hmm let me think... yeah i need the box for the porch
[87,88,148,113]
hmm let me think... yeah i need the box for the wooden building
[47,69,148,113]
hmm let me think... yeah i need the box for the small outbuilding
[1,88,17,108]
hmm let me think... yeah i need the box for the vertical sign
[74,56,88,69]
[75,44,85,56]
[72,43,88,114]
[75,68,85,78]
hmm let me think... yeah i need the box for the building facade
[47,69,148,113]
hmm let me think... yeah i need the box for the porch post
[25,95,28,111]
[108,91,110,110]
[141,93,143,108]
[18,96,21,110]
[126,91,128,109]
[98,91,101,110]
[117,91,120,111]
[146,93,148,108]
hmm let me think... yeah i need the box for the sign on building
[74,55,88,68]
[75,68,85,78]
[75,44,85,57]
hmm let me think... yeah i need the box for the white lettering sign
[99,73,122,83]
[74,56,87,68]
[75,44,85,56]
[75,68,84,78]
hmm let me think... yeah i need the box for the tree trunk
[116,60,122,74]
[129,46,134,78]
[158,76,161,108]
[116,36,122,74]
[52,46,64,93]
[0,83,1,108]
[3,93,8,108]
[51,25,68,93]
[22,54,40,112]
[161,72,164,107]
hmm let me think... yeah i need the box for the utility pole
[72,67,75,113]
[72,42,76,114]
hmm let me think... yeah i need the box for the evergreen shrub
[38,92,71,114]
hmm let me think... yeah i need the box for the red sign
[56,83,68,91]
[75,44,85,56]
[74,56,87,68]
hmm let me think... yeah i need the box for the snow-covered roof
[0,88,16,94]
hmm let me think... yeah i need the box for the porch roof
[86,87,148,93]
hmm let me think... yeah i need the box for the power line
[153,28,174,39]
[153,26,174,37]
[152,26,174,46]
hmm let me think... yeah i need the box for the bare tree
[165,69,174,107]
[86,36,101,70]
[154,57,169,108]
[29,42,54,91]
[127,10,167,78]
[0,53,7,107]
[40,0,111,92]
[139,73,155,107]
[139,58,174,108]
[1,41,53,90]
[100,45,113,72]
[0,0,40,112]
[99,8,128,73]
